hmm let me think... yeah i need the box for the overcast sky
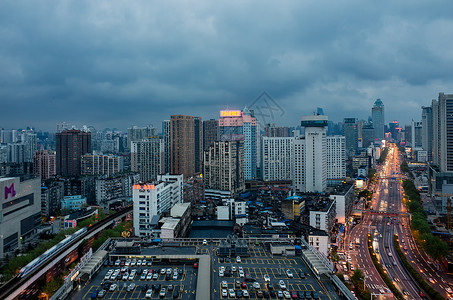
[1,1,453,132]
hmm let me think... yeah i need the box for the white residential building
[261,136,294,181]
[308,229,329,257]
[329,183,355,224]
[133,174,183,237]
[326,136,346,179]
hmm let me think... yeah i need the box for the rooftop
[170,202,190,218]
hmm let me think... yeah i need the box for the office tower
[361,123,375,148]
[204,140,244,194]
[432,93,453,172]
[81,154,124,176]
[131,138,164,182]
[170,115,198,178]
[301,115,328,193]
[163,120,171,173]
[219,108,258,180]
[56,129,92,176]
[133,174,183,237]
[388,121,401,142]
[372,99,385,141]
[0,177,41,259]
[127,125,157,149]
[194,117,203,174]
[411,121,422,149]
[343,118,358,155]
[326,135,346,180]
[203,119,218,151]
[261,136,293,181]
[33,150,56,180]
[422,106,433,161]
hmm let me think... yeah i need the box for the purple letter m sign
[5,184,16,199]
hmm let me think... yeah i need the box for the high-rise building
[131,138,164,182]
[293,131,305,193]
[264,123,291,137]
[432,93,453,172]
[343,118,358,155]
[203,119,218,151]
[301,115,328,193]
[372,99,385,141]
[219,108,258,180]
[163,120,171,173]
[21,132,37,162]
[194,117,203,174]
[81,154,124,177]
[411,121,422,149]
[132,174,183,237]
[261,136,293,181]
[7,143,25,164]
[170,115,197,178]
[204,140,244,194]
[56,129,92,176]
[421,106,433,162]
[33,150,56,180]
[127,126,157,149]
[361,123,375,148]
[0,177,41,259]
[326,136,346,180]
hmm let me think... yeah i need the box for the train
[17,228,87,278]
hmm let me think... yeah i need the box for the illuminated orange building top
[133,184,155,190]
[220,110,242,117]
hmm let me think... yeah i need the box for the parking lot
[70,261,198,300]
[70,240,340,300]
[210,243,338,299]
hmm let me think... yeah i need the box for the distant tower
[56,129,91,176]
[170,115,200,178]
[33,150,56,180]
[432,93,453,172]
[421,106,433,162]
[372,99,385,141]
[301,115,328,192]
[343,118,358,155]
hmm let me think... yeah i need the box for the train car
[18,228,88,278]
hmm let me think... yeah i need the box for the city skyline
[2,1,453,131]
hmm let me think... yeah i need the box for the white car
[236,256,241,263]
[203,239,207,245]
[229,289,236,298]
[122,273,129,280]
[131,259,136,266]
[221,280,228,288]
[160,268,166,275]
[141,273,147,280]
[159,288,166,297]
[239,270,244,277]
[219,270,224,277]
[145,289,153,298]
[243,290,249,298]
[153,273,158,280]
[142,259,147,265]
[125,259,131,266]
[286,270,293,278]
[220,266,225,271]
[277,291,283,298]
[109,283,117,291]
[115,259,120,266]
[283,291,291,299]
[222,289,228,297]
[264,274,270,282]
[253,282,260,289]
[137,260,142,266]
[238,266,243,272]
[232,266,237,272]
[279,280,286,289]
[147,273,153,280]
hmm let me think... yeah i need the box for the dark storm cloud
[1,0,453,131]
